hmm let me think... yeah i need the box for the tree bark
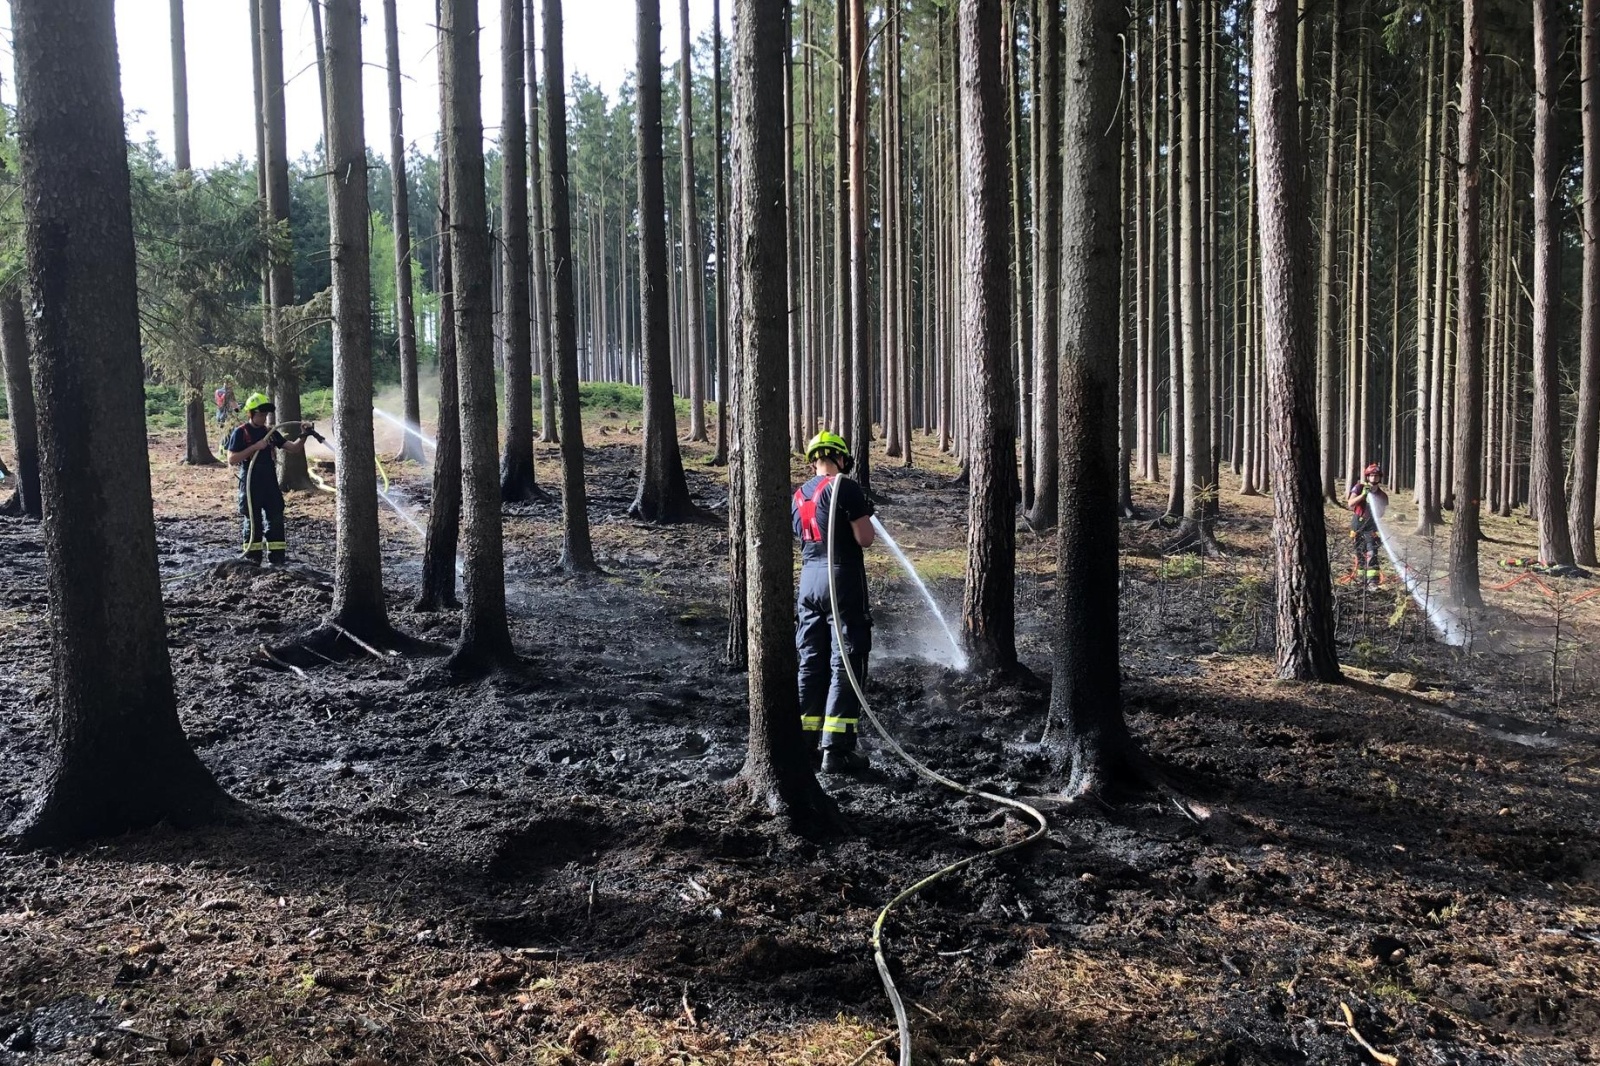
[713,0,731,466]
[1174,0,1213,547]
[729,0,837,826]
[526,0,558,444]
[323,0,393,639]
[381,0,424,466]
[1530,0,1576,569]
[680,0,709,443]
[958,0,1017,673]
[1254,0,1341,683]
[0,288,41,518]
[1050,0,1140,797]
[443,0,518,666]
[1575,0,1600,566]
[260,0,311,491]
[1026,0,1060,531]
[417,167,462,612]
[170,0,217,469]
[8,0,227,845]
[544,0,598,570]
[1314,0,1343,503]
[630,0,697,522]
[847,0,872,497]
[499,0,540,501]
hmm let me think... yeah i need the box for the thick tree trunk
[544,0,598,570]
[630,0,697,522]
[8,0,227,845]
[959,0,1017,673]
[499,0,540,501]
[1530,0,1576,569]
[1575,0,1600,565]
[1254,0,1340,683]
[526,0,558,444]
[384,0,425,466]
[848,0,872,497]
[443,0,518,666]
[324,0,392,638]
[260,0,311,491]
[1314,0,1343,504]
[1050,0,1140,798]
[1174,0,1213,547]
[729,0,836,826]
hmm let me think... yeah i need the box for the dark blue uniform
[792,474,874,751]
[226,422,288,564]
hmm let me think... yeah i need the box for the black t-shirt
[793,474,874,564]
[226,422,286,498]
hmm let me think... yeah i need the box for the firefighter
[1348,462,1388,588]
[214,383,237,427]
[793,431,876,775]
[226,394,311,566]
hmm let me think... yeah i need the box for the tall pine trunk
[630,0,696,522]
[679,0,709,443]
[499,0,541,500]
[1574,0,1600,565]
[172,0,217,469]
[443,0,518,667]
[384,0,425,465]
[10,0,227,845]
[1448,0,1486,608]
[417,165,462,611]
[526,0,558,444]
[544,0,598,569]
[1026,0,1060,531]
[0,288,40,517]
[729,0,836,826]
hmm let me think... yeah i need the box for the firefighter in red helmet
[1348,462,1388,588]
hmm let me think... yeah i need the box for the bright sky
[0,0,723,169]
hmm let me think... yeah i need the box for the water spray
[373,407,438,451]
[870,517,968,670]
[1370,496,1470,647]
[823,482,1047,1066]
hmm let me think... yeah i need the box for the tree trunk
[1026,0,1060,530]
[713,0,731,466]
[1314,0,1343,504]
[384,0,425,465]
[8,0,227,845]
[323,0,393,638]
[260,0,311,491]
[630,0,697,522]
[544,0,598,569]
[526,0,558,444]
[679,0,709,443]
[0,288,41,518]
[1050,0,1140,798]
[443,0,518,666]
[1414,32,1438,534]
[499,0,541,501]
[1530,0,1576,569]
[1254,0,1340,683]
[847,0,872,497]
[1575,0,1600,565]
[417,167,462,611]
[1174,0,1213,547]
[308,0,330,151]
[729,0,837,826]
[1448,0,1487,607]
[171,0,217,469]
[958,0,1017,673]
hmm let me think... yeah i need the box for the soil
[1,425,1597,1066]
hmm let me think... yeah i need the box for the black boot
[821,747,870,775]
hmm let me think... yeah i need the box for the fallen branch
[257,644,307,679]
[1339,1002,1400,1066]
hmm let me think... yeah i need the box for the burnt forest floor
[1,419,1598,1066]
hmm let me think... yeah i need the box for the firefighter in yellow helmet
[792,431,876,775]
[225,394,312,565]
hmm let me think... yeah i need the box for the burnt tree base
[500,458,549,504]
[728,759,846,839]
[1162,520,1223,556]
[261,619,447,671]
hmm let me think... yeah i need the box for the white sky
[0,0,724,169]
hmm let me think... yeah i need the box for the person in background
[792,431,876,775]
[1349,462,1388,588]
[214,383,237,427]
[226,393,311,566]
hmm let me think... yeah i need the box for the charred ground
[0,427,1597,1065]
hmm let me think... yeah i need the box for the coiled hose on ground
[822,479,1049,1066]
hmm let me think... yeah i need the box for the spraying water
[870,516,969,670]
[1371,498,1470,647]
[373,407,438,451]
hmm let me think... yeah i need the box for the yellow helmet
[241,392,275,414]
[804,431,853,474]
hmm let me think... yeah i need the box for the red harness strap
[793,475,834,543]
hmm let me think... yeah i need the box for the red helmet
[1363,463,1383,480]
